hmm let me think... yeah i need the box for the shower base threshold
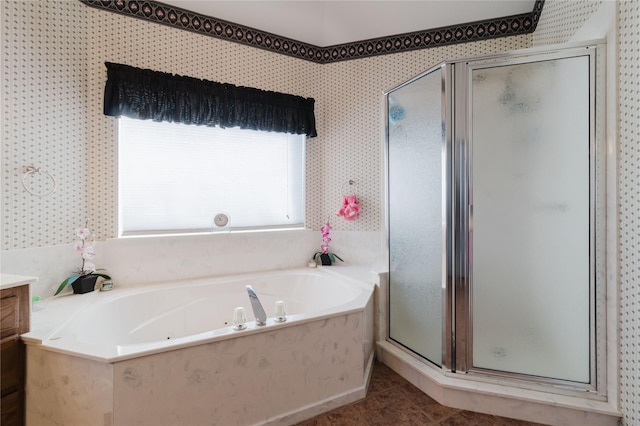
[377,341,620,426]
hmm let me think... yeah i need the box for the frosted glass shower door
[387,65,447,366]
[469,55,592,382]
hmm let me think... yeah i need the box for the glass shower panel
[388,67,444,366]
[470,56,591,382]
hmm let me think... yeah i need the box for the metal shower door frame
[385,41,607,398]
[452,42,606,396]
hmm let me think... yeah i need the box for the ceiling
[158,1,537,47]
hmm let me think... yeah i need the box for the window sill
[114,226,309,241]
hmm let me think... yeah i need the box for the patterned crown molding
[79,0,544,63]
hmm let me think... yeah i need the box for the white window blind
[118,117,305,235]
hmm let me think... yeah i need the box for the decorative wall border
[79,0,544,63]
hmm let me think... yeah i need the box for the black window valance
[103,62,317,137]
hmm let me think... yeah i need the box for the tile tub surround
[24,267,376,425]
[1,230,383,299]
[26,313,374,426]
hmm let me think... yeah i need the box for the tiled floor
[297,361,546,426]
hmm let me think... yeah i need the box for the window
[118,117,305,235]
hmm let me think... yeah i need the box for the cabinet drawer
[0,285,28,426]
[1,286,29,341]
[1,295,19,340]
[1,338,22,396]
[0,390,19,426]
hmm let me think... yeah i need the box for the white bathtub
[25,268,371,362]
[23,267,376,426]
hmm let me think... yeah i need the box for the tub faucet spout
[246,285,267,326]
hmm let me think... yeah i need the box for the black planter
[71,275,99,294]
[319,253,332,266]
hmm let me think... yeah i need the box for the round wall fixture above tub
[213,213,230,229]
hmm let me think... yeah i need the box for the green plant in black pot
[312,222,344,266]
[55,225,110,295]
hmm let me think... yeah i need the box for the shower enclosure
[386,42,606,395]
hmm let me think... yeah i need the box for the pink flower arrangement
[55,224,110,295]
[75,227,97,274]
[320,222,331,254]
[313,222,343,265]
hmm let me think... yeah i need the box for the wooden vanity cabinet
[1,284,29,426]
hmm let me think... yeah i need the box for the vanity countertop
[1,274,38,290]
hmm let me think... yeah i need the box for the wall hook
[342,179,356,196]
